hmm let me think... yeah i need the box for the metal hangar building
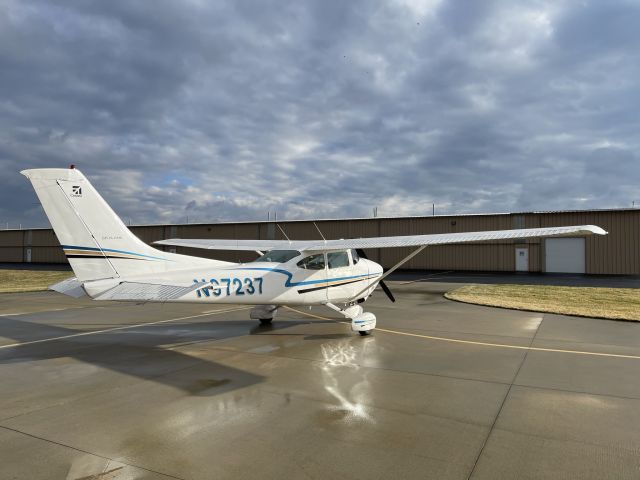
[1,208,638,275]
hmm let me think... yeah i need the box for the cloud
[1,0,639,229]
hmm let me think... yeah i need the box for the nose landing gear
[352,311,377,335]
[326,303,377,336]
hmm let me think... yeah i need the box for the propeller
[356,248,395,303]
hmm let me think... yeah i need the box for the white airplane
[22,167,607,335]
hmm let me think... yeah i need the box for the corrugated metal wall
[1,210,638,274]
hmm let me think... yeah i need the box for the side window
[351,249,360,265]
[297,253,325,270]
[327,251,350,269]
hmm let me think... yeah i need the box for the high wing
[154,225,607,253]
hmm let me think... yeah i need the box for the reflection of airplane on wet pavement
[23,167,607,335]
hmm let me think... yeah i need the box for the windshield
[254,250,301,263]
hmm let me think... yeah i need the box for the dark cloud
[1,0,639,228]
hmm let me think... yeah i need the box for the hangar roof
[7,207,639,231]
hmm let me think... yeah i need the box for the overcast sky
[2,0,639,228]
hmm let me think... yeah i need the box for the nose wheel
[326,303,377,336]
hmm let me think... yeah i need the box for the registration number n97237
[194,277,263,298]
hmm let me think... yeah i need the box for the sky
[1,0,639,228]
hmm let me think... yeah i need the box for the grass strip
[445,284,640,321]
[0,269,73,293]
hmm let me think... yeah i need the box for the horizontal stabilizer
[49,277,87,298]
[94,281,203,301]
[154,225,608,253]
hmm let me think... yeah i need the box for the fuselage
[82,250,384,306]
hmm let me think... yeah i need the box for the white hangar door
[545,238,586,273]
[515,248,529,272]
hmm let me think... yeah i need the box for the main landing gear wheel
[250,305,278,327]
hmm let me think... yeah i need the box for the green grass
[445,284,640,321]
[0,269,73,293]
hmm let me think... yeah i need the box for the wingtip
[587,225,608,235]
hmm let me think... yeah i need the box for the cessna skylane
[22,167,607,335]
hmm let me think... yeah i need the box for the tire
[359,330,371,336]
[259,318,273,326]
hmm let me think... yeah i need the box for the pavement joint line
[205,341,515,388]
[0,347,232,424]
[0,425,186,480]
[0,305,91,316]
[484,423,640,456]
[285,307,640,360]
[211,334,640,403]
[512,382,640,403]
[467,307,544,479]
[168,332,640,404]
[0,306,250,350]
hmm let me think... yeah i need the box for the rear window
[297,254,326,270]
[254,250,300,263]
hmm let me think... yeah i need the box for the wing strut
[352,245,427,301]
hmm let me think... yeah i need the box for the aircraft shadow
[0,316,324,397]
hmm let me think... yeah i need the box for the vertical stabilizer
[21,167,217,281]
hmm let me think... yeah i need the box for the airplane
[22,167,608,336]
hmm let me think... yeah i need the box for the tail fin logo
[71,185,82,197]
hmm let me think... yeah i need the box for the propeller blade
[356,249,395,302]
[379,279,396,302]
[355,248,368,260]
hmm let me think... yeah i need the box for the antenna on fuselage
[276,223,292,245]
[313,222,327,244]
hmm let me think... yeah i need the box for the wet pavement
[0,283,639,479]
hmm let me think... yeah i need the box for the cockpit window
[297,253,326,270]
[327,251,350,269]
[254,250,300,263]
[350,249,360,265]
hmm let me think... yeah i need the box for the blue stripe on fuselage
[235,267,378,287]
[61,244,167,261]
